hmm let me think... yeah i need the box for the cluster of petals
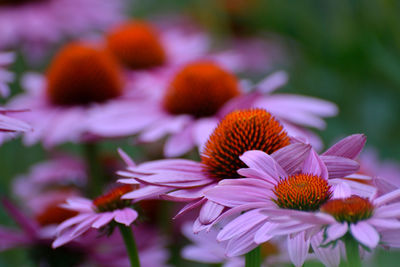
[52,196,138,248]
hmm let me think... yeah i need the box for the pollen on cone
[46,42,123,106]
[201,109,290,179]
[36,204,78,226]
[163,61,241,118]
[93,185,136,212]
[106,21,166,69]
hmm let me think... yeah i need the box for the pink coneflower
[9,41,150,147]
[0,0,125,61]
[53,184,139,248]
[96,62,336,158]
[118,110,355,234]
[202,148,357,266]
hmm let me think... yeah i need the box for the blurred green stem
[245,246,261,267]
[118,224,140,267]
[83,142,104,197]
[344,235,361,267]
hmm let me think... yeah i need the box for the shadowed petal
[350,222,379,248]
[323,134,366,159]
[114,208,138,226]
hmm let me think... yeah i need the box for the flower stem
[83,142,105,197]
[245,246,261,267]
[344,235,362,267]
[118,224,141,267]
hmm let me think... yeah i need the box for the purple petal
[91,213,115,229]
[118,148,136,167]
[164,125,195,157]
[302,149,328,179]
[311,231,341,267]
[350,222,379,248]
[122,185,170,201]
[239,150,286,181]
[325,222,348,243]
[272,143,312,175]
[254,221,277,244]
[135,171,213,188]
[256,71,288,94]
[368,218,400,229]
[374,189,400,206]
[287,231,310,267]
[114,208,138,226]
[174,199,206,219]
[320,155,360,178]
[217,210,267,241]
[199,200,224,225]
[226,223,263,257]
[181,246,224,263]
[323,134,366,159]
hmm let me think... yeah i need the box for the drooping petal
[164,125,195,157]
[114,208,138,226]
[311,231,341,267]
[287,232,310,267]
[199,200,224,225]
[325,222,348,243]
[350,222,379,248]
[91,212,115,229]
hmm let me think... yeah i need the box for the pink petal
[217,210,267,241]
[123,185,170,201]
[181,246,223,263]
[174,199,206,219]
[374,189,400,206]
[118,148,136,167]
[164,125,195,157]
[199,200,224,225]
[91,212,115,229]
[287,232,310,267]
[254,221,277,244]
[205,182,271,207]
[350,222,379,248]
[325,222,348,243]
[56,214,92,234]
[302,149,328,179]
[272,143,311,175]
[193,118,218,151]
[320,155,360,178]
[323,134,366,159]
[368,218,400,229]
[311,231,341,267]
[256,71,288,94]
[114,208,138,226]
[239,150,286,181]
[226,223,263,257]
[136,171,213,188]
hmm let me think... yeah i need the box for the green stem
[245,246,261,267]
[83,142,105,197]
[118,224,141,267]
[344,235,362,267]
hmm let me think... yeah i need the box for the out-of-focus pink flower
[94,67,336,158]
[13,155,86,205]
[0,0,126,61]
[53,184,139,248]
[9,42,149,147]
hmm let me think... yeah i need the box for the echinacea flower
[201,134,368,266]
[9,41,149,147]
[53,184,139,248]
[0,0,125,61]
[92,60,336,157]
[118,109,313,230]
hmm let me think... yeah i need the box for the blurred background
[1,0,399,266]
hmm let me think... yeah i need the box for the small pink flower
[53,185,139,248]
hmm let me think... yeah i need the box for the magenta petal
[217,210,266,241]
[91,212,115,229]
[287,232,310,267]
[325,222,348,243]
[240,150,286,180]
[226,223,263,257]
[323,134,366,159]
[320,155,360,178]
[174,199,206,219]
[368,218,400,229]
[118,148,136,167]
[56,214,92,233]
[311,231,340,267]
[164,125,194,157]
[302,149,328,179]
[254,221,276,244]
[199,200,224,225]
[123,185,170,201]
[256,71,288,94]
[114,208,138,226]
[374,189,400,206]
[272,143,311,175]
[136,172,213,188]
[350,222,379,248]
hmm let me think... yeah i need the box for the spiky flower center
[93,185,136,212]
[35,203,78,226]
[106,21,166,69]
[273,174,332,211]
[46,42,122,106]
[201,109,290,179]
[321,195,374,223]
[163,62,241,118]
